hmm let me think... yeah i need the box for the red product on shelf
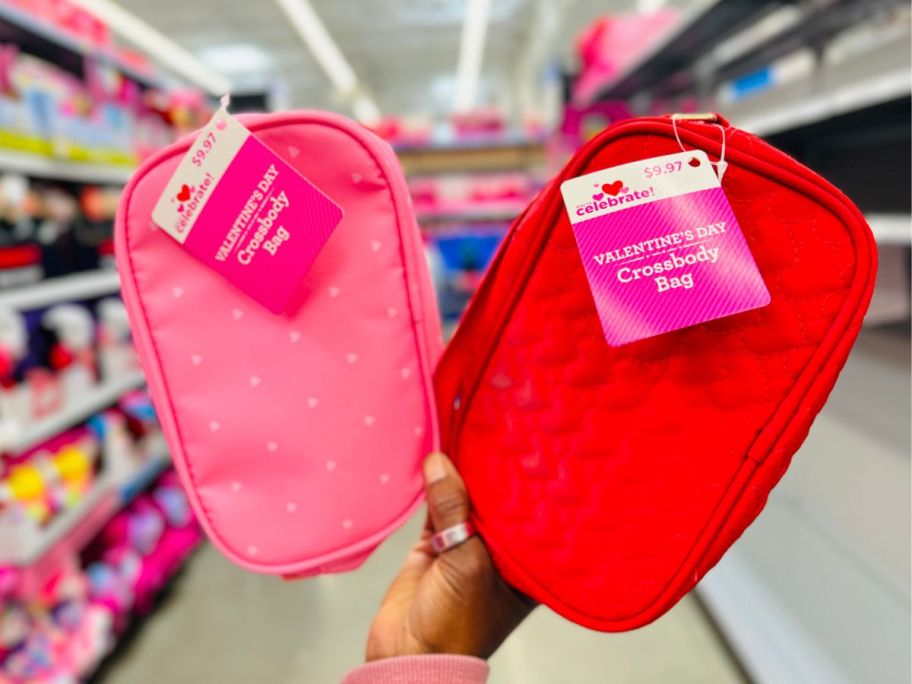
[434,114,877,631]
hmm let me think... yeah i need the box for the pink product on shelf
[117,110,441,578]
[572,11,680,104]
[451,108,506,137]
[100,501,164,557]
[409,174,536,216]
[131,523,200,614]
[10,0,111,47]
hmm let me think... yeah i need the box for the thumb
[423,452,470,533]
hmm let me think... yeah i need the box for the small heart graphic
[290,331,301,343]
[620,186,630,194]
[602,181,624,196]
[191,354,203,366]
[216,119,227,131]
[342,519,353,530]
[176,184,191,202]
[249,375,261,387]
[267,441,278,452]
[379,474,391,485]
[689,157,701,167]
[177,204,184,213]
[370,240,381,252]
[387,307,398,318]
[328,286,341,298]
[326,460,337,471]
[232,309,243,321]
[347,353,358,364]
[364,415,375,427]
[307,397,319,408]
[288,146,301,158]
[592,192,604,201]
[286,502,297,513]
[231,481,241,492]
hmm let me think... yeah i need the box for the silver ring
[431,520,477,554]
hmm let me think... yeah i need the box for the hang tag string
[671,115,728,180]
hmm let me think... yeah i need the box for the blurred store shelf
[727,27,911,136]
[396,138,547,176]
[711,0,903,91]
[0,148,135,184]
[417,204,524,226]
[592,0,785,102]
[0,469,116,568]
[0,371,146,455]
[867,215,912,245]
[0,270,122,311]
[0,2,166,88]
[0,438,170,572]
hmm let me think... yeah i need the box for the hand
[366,452,535,661]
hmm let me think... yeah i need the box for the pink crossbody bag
[116,111,441,576]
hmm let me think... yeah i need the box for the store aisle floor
[101,512,745,684]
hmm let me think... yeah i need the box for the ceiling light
[454,0,492,112]
[274,0,381,122]
[198,44,274,76]
[70,0,231,95]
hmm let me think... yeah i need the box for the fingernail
[423,452,448,484]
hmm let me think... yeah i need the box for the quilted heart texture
[435,117,876,631]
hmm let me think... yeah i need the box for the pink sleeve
[341,655,489,684]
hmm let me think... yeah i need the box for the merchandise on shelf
[6,0,112,49]
[96,298,136,381]
[0,472,200,682]
[410,172,538,221]
[572,10,680,105]
[0,174,121,281]
[0,293,139,440]
[0,426,98,520]
[0,30,212,168]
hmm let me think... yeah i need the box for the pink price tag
[560,150,770,346]
[151,104,343,314]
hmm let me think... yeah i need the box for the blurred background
[0,0,906,682]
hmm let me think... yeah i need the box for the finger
[423,452,469,533]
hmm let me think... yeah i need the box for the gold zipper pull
[671,113,719,123]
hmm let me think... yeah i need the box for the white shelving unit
[0,370,146,455]
[0,269,122,311]
[0,149,134,185]
[736,67,910,137]
[867,215,912,245]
